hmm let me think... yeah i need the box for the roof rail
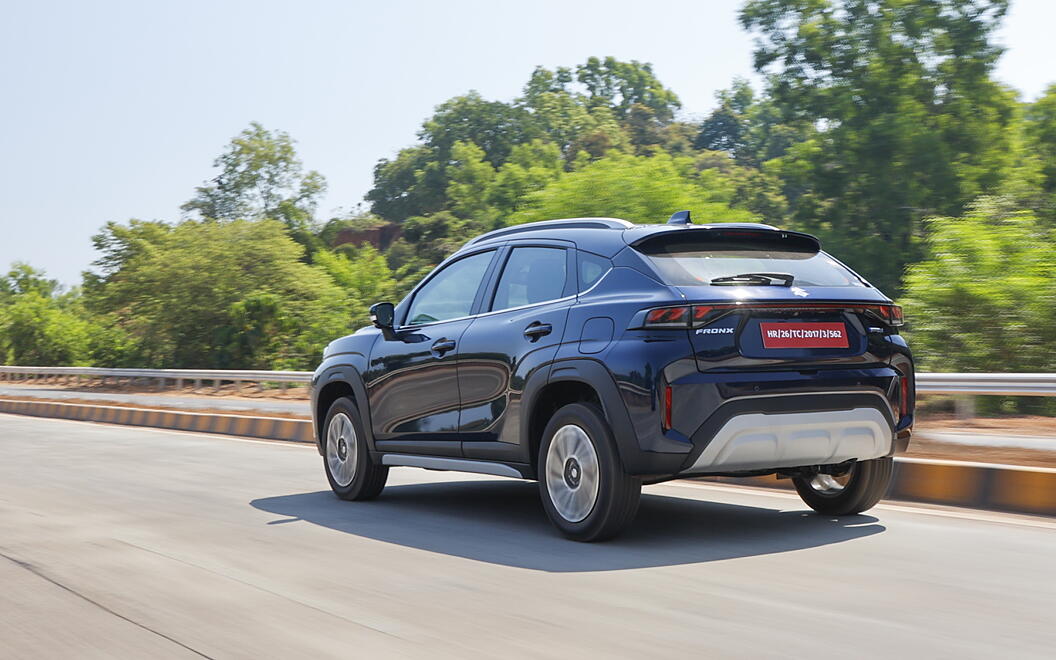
[465,218,633,246]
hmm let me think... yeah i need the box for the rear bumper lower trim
[681,407,894,473]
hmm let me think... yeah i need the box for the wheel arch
[314,367,374,454]
[522,358,638,478]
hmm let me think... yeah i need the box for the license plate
[760,322,849,349]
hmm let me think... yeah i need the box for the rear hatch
[631,227,902,370]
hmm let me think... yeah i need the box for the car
[310,212,914,541]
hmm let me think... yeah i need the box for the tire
[792,456,893,515]
[538,403,641,542]
[322,397,388,501]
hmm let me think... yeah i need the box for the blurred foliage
[739,0,1016,293]
[82,219,349,369]
[314,245,397,326]
[511,152,757,225]
[903,198,1056,373]
[0,293,93,366]
[4,3,1056,376]
[1023,84,1056,214]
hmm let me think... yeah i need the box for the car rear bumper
[679,406,892,474]
[619,390,905,478]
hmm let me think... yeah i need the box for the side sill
[379,454,528,479]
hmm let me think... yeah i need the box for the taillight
[644,307,690,328]
[638,302,903,329]
[872,304,904,326]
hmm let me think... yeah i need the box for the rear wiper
[710,273,794,286]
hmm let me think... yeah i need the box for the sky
[2,0,1054,286]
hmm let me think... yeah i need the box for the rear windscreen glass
[637,240,866,287]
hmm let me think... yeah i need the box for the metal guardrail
[0,366,311,393]
[2,367,1056,397]
[916,373,1056,397]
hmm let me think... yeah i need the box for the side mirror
[370,302,395,330]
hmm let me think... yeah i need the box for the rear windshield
[638,240,867,288]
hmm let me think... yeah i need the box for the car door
[366,249,498,456]
[457,243,575,463]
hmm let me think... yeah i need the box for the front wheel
[323,397,388,500]
[538,403,641,542]
[792,457,893,515]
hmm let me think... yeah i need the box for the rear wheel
[538,403,641,542]
[323,397,388,500]
[792,457,893,515]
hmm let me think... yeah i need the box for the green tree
[446,141,499,221]
[182,122,327,232]
[511,152,758,226]
[85,219,348,369]
[695,79,808,166]
[367,93,534,222]
[574,56,681,121]
[420,92,535,167]
[367,58,679,223]
[903,198,1056,374]
[488,140,564,213]
[0,292,93,366]
[740,0,1016,292]
[314,245,398,323]
[1024,84,1056,214]
[1,262,58,301]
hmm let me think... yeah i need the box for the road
[1,413,1054,659]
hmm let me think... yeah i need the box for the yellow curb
[893,461,984,505]
[991,469,1056,515]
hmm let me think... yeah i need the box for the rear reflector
[663,385,673,430]
[900,376,910,419]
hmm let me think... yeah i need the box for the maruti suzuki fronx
[311,212,914,541]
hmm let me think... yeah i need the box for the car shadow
[251,480,884,572]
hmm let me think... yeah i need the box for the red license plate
[760,322,849,349]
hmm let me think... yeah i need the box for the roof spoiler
[628,225,822,252]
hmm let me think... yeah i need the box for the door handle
[431,338,456,355]
[523,322,552,341]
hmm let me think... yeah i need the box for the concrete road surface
[1,413,1054,659]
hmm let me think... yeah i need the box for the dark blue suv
[311,213,914,541]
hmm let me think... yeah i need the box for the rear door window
[491,247,568,311]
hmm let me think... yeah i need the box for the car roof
[460,217,806,258]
